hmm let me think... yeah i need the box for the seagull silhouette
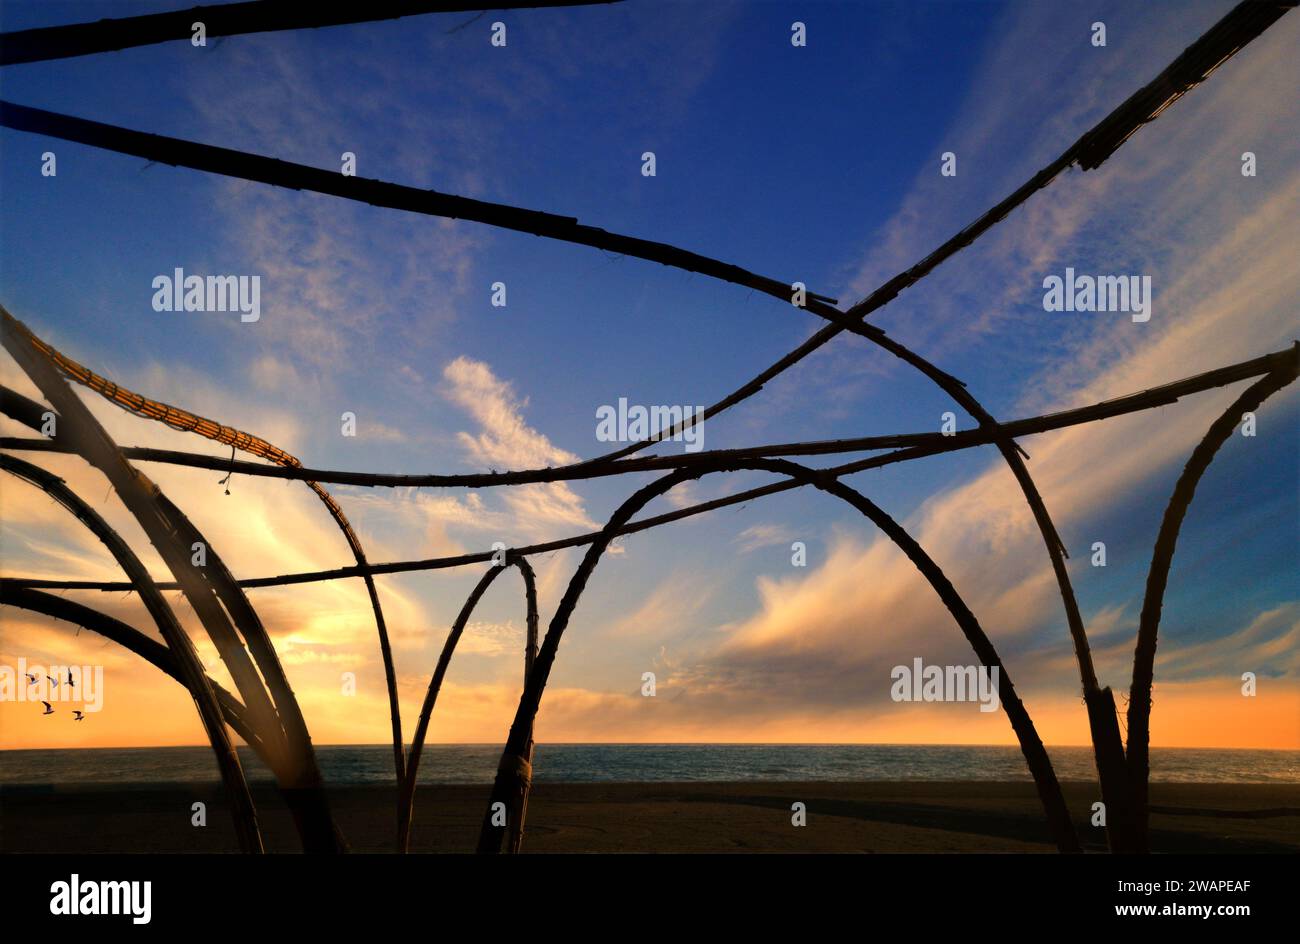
[25,673,38,685]
[66,669,74,687]
[73,710,85,721]
[41,701,54,715]
[46,675,58,688]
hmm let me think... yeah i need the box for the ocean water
[1,743,1297,786]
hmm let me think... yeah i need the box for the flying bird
[46,675,59,688]
[25,673,38,684]
[67,669,75,687]
[41,702,54,715]
[72,711,85,721]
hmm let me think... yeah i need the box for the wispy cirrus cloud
[734,523,796,554]
[439,355,597,534]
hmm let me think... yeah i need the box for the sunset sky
[1,0,1296,752]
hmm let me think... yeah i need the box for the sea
[1,744,1297,786]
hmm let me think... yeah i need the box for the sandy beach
[4,780,1297,854]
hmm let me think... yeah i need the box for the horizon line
[4,741,1297,753]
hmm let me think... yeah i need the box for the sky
[0,0,1296,752]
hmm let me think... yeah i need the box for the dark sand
[3,781,1297,853]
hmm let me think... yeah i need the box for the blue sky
[1,0,1296,748]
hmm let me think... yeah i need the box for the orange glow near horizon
[3,668,1296,753]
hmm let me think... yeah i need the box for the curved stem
[477,459,1080,854]
[1127,356,1299,846]
[150,487,346,852]
[0,2,624,66]
[397,558,538,852]
[510,557,540,854]
[863,331,1137,850]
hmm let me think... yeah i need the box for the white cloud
[734,523,796,553]
[440,356,597,533]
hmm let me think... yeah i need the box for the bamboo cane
[397,558,538,852]
[1127,354,1299,847]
